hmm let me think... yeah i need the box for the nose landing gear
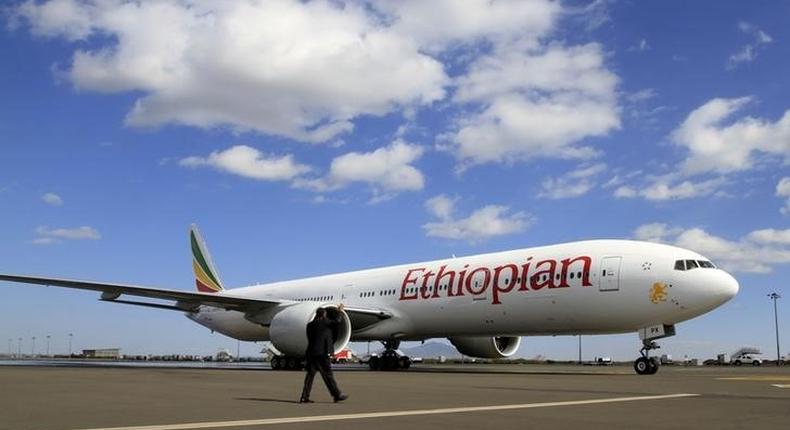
[634,340,660,375]
[634,324,675,375]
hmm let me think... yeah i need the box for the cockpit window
[675,259,716,270]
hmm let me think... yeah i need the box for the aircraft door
[599,256,621,291]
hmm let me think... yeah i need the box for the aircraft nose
[716,270,739,302]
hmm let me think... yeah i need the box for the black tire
[734,360,742,366]
[382,354,398,371]
[399,356,411,370]
[752,361,761,366]
[369,356,380,371]
[648,357,660,375]
[271,357,281,370]
[634,357,651,375]
[286,357,298,370]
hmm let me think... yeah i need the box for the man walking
[299,306,348,403]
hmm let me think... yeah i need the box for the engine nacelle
[269,302,351,357]
[448,336,521,359]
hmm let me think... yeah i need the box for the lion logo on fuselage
[649,283,668,304]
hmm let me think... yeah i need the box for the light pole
[17,337,22,357]
[578,335,582,365]
[68,333,73,356]
[768,293,781,365]
[46,335,51,356]
[31,336,36,357]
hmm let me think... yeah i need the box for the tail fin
[190,224,225,293]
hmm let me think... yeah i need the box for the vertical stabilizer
[190,224,225,293]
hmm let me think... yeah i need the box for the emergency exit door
[599,256,621,291]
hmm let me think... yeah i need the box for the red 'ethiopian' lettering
[400,268,424,300]
[398,255,593,305]
[465,267,490,296]
[492,264,518,304]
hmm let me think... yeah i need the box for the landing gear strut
[634,340,660,375]
[633,324,675,375]
[369,340,412,371]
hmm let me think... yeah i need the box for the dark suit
[300,316,342,400]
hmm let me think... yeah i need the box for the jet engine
[269,303,351,357]
[448,336,521,359]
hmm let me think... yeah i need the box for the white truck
[731,347,762,366]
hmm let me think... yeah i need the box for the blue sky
[1,0,788,361]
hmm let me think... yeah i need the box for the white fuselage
[188,240,739,342]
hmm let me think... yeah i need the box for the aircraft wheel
[286,357,299,370]
[648,357,660,375]
[271,357,281,370]
[634,357,651,375]
[399,356,411,370]
[369,356,380,370]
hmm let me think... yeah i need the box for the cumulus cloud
[727,22,772,69]
[41,192,63,206]
[33,225,101,245]
[777,177,790,215]
[671,97,790,175]
[614,177,727,201]
[633,223,790,273]
[538,163,606,199]
[446,43,620,167]
[14,0,448,142]
[180,145,310,181]
[294,140,425,200]
[422,196,530,242]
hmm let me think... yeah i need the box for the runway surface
[1,363,788,430]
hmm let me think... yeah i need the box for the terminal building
[82,348,121,359]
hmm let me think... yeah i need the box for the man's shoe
[334,394,348,403]
[298,398,314,403]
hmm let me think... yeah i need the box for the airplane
[0,225,738,375]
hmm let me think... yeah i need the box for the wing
[0,273,278,313]
[0,273,392,329]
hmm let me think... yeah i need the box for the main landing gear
[633,324,675,376]
[368,340,412,371]
[271,355,303,371]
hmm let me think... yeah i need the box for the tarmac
[1,362,789,430]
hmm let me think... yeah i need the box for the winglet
[190,224,224,293]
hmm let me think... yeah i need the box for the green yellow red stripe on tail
[190,225,224,293]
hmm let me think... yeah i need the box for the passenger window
[685,260,698,269]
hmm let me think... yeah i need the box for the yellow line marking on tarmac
[77,393,699,430]
[717,376,790,381]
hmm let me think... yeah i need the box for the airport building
[82,348,121,359]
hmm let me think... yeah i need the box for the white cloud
[538,163,606,199]
[627,38,650,52]
[15,0,448,143]
[633,223,790,273]
[33,226,101,244]
[180,145,310,181]
[671,97,790,175]
[626,88,656,103]
[41,192,63,206]
[777,177,790,215]
[614,177,728,201]
[422,197,530,242]
[446,43,620,167]
[746,229,790,245]
[727,22,772,69]
[425,194,458,221]
[294,140,425,199]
